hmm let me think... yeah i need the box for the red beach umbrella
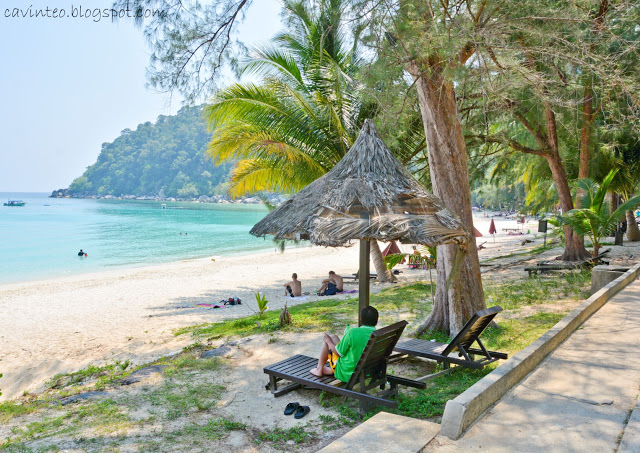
[382,241,405,264]
[489,219,497,235]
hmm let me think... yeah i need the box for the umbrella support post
[358,239,371,326]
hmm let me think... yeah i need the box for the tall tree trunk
[579,0,609,181]
[626,211,640,241]
[545,152,589,260]
[370,240,395,282]
[578,80,594,181]
[408,61,484,336]
[541,105,589,261]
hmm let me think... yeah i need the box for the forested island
[54,106,241,201]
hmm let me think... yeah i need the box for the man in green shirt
[309,306,378,382]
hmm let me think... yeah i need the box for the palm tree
[558,169,640,257]
[204,0,395,281]
[205,0,358,196]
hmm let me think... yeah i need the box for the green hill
[66,106,232,198]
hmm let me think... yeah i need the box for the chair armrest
[387,375,426,389]
[466,348,508,360]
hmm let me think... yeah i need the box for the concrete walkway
[427,276,640,452]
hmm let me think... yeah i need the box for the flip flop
[294,405,310,419]
[284,402,299,416]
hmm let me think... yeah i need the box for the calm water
[0,193,276,284]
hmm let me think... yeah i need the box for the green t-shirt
[334,325,376,383]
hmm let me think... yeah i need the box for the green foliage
[557,170,640,256]
[254,292,269,318]
[383,253,406,270]
[67,106,232,198]
[204,0,361,197]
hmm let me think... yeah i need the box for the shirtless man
[317,271,343,296]
[284,273,302,297]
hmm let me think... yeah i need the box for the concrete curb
[440,262,640,440]
[619,391,640,453]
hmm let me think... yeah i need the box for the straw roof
[250,120,469,247]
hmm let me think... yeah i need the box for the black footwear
[294,405,310,419]
[284,402,300,416]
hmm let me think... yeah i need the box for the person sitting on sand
[284,273,302,297]
[317,271,343,296]
[310,306,378,380]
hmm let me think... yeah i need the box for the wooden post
[358,239,370,326]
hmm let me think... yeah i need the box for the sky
[0,0,283,192]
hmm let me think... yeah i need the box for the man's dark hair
[361,306,379,327]
[329,270,335,275]
[292,273,297,279]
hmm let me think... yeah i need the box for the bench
[525,249,610,277]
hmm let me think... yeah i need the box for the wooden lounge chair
[524,248,610,277]
[264,320,425,410]
[394,306,507,370]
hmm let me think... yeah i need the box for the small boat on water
[3,200,26,207]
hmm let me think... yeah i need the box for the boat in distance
[3,200,26,206]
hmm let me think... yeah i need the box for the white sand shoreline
[0,243,402,401]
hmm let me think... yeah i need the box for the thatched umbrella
[251,120,469,325]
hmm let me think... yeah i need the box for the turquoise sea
[0,193,273,284]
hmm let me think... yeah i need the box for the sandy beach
[0,213,618,402]
[0,243,370,400]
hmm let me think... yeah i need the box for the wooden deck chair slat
[441,306,502,356]
[272,355,308,373]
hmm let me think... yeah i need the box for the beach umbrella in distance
[250,120,469,326]
[489,219,497,242]
[382,240,405,264]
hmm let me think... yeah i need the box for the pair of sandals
[284,402,310,419]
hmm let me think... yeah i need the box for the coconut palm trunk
[369,240,395,282]
[626,211,640,241]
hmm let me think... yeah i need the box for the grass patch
[484,270,591,310]
[148,380,225,420]
[2,399,131,449]
[160,354,222,378]
[0,401,40,424]
[165,417,246,441]
[46,360,131,391]
[177,283,434,340]
[256,425,316,446]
